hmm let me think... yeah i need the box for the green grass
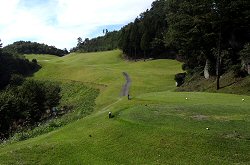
[0,50,249,164]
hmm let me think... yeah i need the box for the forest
[71,30,120,53]
[3,41,68,57]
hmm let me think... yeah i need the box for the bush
[175,73,186,87]
[0,80,61,139]
[9,74,24,86]
[32,59,37,64]
[240,43,250,60]
[182,63,188,71]
[232,64,248,78]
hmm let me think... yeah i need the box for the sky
[0,0,154,50]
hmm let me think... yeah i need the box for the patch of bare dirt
[191,115,209,120]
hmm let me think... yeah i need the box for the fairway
[0,50,249,164]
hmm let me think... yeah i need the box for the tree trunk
[134,47,137,61]
[204,59,210,79]
[216,26,222,90]
[216,56,221,90]
[144,50,146,61]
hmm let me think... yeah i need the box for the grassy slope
[0,50,249,164]
[178,71,250,95]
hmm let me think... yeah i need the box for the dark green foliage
[72,31,121,53]
[9,74,25,87]
[175,73,186,87]
[165,0,250,74]
[231,64,248,78]
[31,59,37,64]
[3,41,68,57]
[240,43,250,61]
[0,80,61,139]
[119,0,170,59]
[0,50,40,89]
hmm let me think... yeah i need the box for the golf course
[0,50,249,164]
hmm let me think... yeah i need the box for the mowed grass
[25,50,181,109]
[0,50,250,164]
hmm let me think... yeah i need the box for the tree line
[0,40,40,89]
[3,41,68,57]
[72,31,121,52]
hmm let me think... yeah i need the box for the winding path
[121,72,131,96]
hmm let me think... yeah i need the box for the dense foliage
[0,39,61,140]
[0,80,61,139]
[3,41,68,57]
[119,0,170,59]
[72,31,120,52]
[0,40,40,89]
[240,43,250,61]
[165,0,250,74]
[120,0,250,71]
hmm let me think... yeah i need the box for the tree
[63,48,68,54]
[72,31,121,53]
[0,39,2,55]
[240,43,250,61]
[77,37,83,48]
[129,18,142,59]
[140,31,151,59]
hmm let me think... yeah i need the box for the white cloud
[0,0,154,49]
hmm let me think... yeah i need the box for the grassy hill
[0,50,249,164]
[177,71,250,96]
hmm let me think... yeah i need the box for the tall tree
[165,0,250,76]
[77,37,83,48]
[129,18,142,59]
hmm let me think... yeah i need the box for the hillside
[3,41,68,57]
[0,50,249,164]
[177,71,250,96]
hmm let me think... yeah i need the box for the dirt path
[121,72,131,96]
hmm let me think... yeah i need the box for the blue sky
[0,0,154,49]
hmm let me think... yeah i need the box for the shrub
[231,64,248,78]
[175,73,186,87]
[32,59,37,64]
[0,80,61,139]
[9,74,24,86]
[182,63,188,71]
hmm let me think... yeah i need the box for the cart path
[121,72,131,96]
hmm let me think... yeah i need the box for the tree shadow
[220,81,237,89]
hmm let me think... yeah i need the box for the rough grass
[178,71,250,95]
[0,50,249,164]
